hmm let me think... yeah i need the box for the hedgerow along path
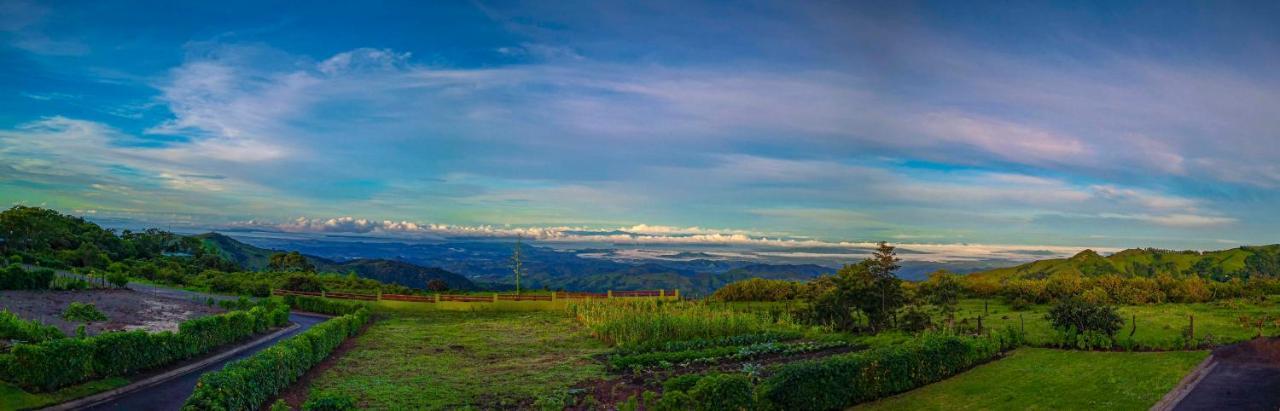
[78,312,328,411]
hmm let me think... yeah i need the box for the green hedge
[0,302,290,392]
[0,310,63,342]
[755,334,1001,410]
[0,264,54,289]
[652,373,755,411]
[282,295,367,316]
[182,308,372,410]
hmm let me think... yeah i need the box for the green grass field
[305,309,608,409]
[854,348,1208,411]
[0,378,128,410]
[955,298,1279,348]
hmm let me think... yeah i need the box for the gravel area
[0,289,225,336]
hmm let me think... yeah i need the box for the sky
[2,0,1280,259]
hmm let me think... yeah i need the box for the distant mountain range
[965,245,1280,281]
[194,233,478,291]
[212,233,1005,295]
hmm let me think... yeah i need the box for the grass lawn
[0,378,128,410]
[306,309,608,409]
[855,348,1208,411]
[955,298,1278,348]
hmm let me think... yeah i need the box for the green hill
[966,245,1280,282]
[195,232,477,290]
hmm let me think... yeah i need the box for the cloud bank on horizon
[1,1,1278,253]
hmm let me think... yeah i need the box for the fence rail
[381,293,435,303]
[556,291,608,299]
[272,289,676,305]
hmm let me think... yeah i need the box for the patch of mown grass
[954,297,1279,348]
[854,348,1207,411]
[305,310,608,409]
[0,377,128,410]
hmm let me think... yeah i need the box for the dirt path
[1172,338,1280,411]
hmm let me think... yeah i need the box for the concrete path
[75,312,327,411]
[1169,338,1280,411]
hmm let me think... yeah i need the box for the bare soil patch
[0,289,224,336]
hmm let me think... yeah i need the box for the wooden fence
[272,288,677,305]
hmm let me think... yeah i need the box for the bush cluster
[965,273,1276,305]
[0,310,63,342]
[0,302,289,392]
[61,302,108,323]
[181,308,372,410]
[710,278,814,302]
[0,264,54,290]
[654,373,755,411]
[755,334,1001,410]
[283,295,368,316]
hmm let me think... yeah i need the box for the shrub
[106,271,129,288]
[62,302,108,323]
[303,391,356,411]
[755,334,1001,410]
[1045,298,1123,337]
[711,278,806,302]
[182,308,372,410]
[654,373,753,411]
[50,275,89,290]
[0,264,53,290]
[688,373,754,411]
[0,310,63,342]
[1,302,289,392]
[269,399,291,411]
[283,295,367,316]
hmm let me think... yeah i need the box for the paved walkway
[1173,338,1280,411]
[80,312,328,411]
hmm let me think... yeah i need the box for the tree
[803,244,907,332]
[510,235,525,294]
[426,279,449,292]
[921,270,961,327]
[268,251,314,273]
[280,274,326,292]
[866,242,906,331]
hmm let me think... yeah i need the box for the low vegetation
[0,300,288,392]
[0,311,63,343]
[856,348,1209,410]
[569,299,799,348]
[60,302,107,323]
[304,309,607,409]
[181,305,372,410]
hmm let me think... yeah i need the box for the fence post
[321,290,327,298]
[434,293,441,303]
[493,293,499,303]
[659,289,665,298]
[673,289,679,299]
[607,290,613,299]
[550,292,557,302]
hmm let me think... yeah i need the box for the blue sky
[3,0,1280,258]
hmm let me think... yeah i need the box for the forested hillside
[966,246,1280,282]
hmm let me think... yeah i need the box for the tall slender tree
[510,235,524,294]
